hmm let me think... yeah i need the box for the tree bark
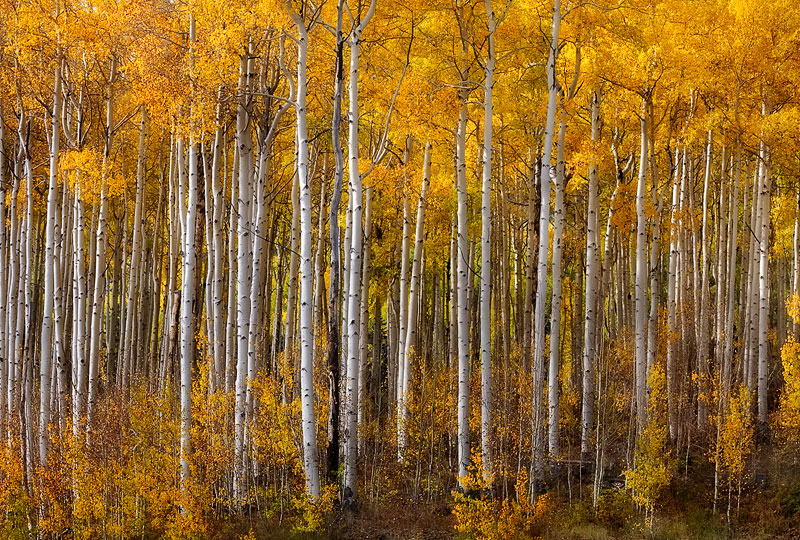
[39,59,63,466]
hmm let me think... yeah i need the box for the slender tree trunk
[581,89,601,459]
[287,9,322,499]
[357,186,373,431]
[757,141,770,427]
[234,52,254,500]
[747,162,760,391]
[343,2,376,505]
[456,88,471,490]
[548,109,567,467]
[397,139,412,458]
[122,106,147,389]
[532,0,560,485]
[179,124,199,489]
[400,143,431,465]
[634,97,649,433]
[666,148,681,441]
[697,129,712,428]
[71,179,87,438]
[724,141,742,392]
[715,144,729,369]
[211,96,226,392]
[39,59,63,466]
[327,0,345,484]
[0,114,7,434]
[480,0,496,481]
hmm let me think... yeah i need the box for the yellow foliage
[291,483,336,533]
[719,384,753,492]
[624,361,673,528]
[787,294,800,327]
[453,453,537,540]
[777,338,800,440]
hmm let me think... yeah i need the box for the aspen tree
[87,59,115,429]
[746,163,760,390]
[179,13,200,486]
[757,140,770,426]
[357,186,373,430]
[666,148,681,440]
[532,0,560,484]
[549,41,580,467]
[697,129,712,427]
[287,0,321,499]
[40,57,63,466]
[645,119,663,402]
[5,118,22,429]
[724,142,742,390]
[122,106,147,390]
[71,179,86,438]
[634,96,649,432]
[210,95,226,391]
[548,106,566,466]
[327,0,345,482]
[582,89,601,459]
[313,167,327,362]
[397,139,412,459]
[714,145,729,371]
[455,57,471,492]
[343,0,377,506]
[0,111,6,431]
[399,142,431,461]
[179,125,198,488]
[480,0,497,481]
[234,52,253,500]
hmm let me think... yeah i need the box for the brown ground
[328,501,457,540]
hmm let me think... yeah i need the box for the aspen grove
[1,0,800,537]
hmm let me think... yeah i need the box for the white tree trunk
[581,89,600,459]
[757,141,770,426]
[285,165,300,384]
[666,148,681,440]
[179,128,199,488]
[724,143,742,390]
[0,117,6,432]
[480,0,495,480]
[714,145,729,368]
[697,130,712,426]
[248,142,269,419]
[532,0,560,484]
[313,171,327,361]
[71,179,87,438]
[634,98,649,433]
[399,142,431,460]
[343,2,376,504]
[234,53,254,499]
[287,9,321,499]
[396,139,412,459]
[5,130,21,429]
[357,186,373,431]
[39,60,63,466]
[548,111,567,464]
[456,91,471,489]
[122,106,147,389]
[746,162,760,390]
[211,97,226,391]
[226,145,239,393]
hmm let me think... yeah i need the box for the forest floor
[327,502,456,540]
[216,500,456,540]
[216,485,800,540]
[213,452,800,539]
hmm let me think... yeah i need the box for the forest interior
[1,0,800,538]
